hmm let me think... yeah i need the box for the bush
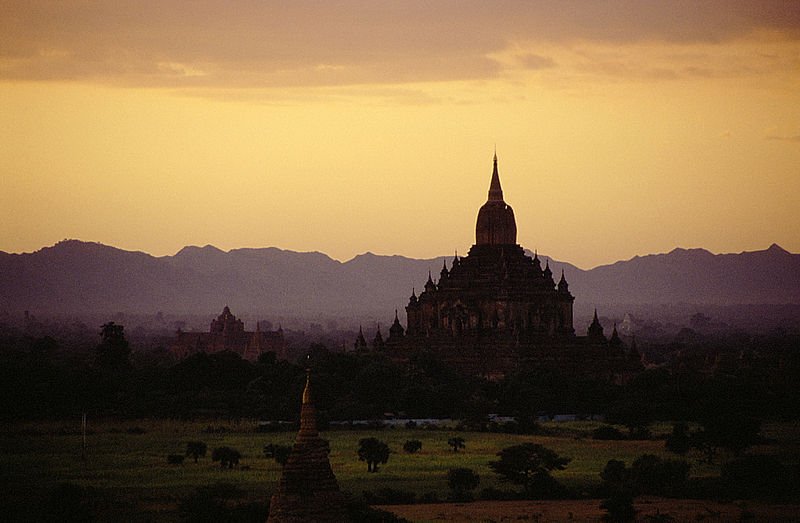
[403,439,422,453]
[167,454,185,465]
[447,436,465,452]
[665,422,691,455]
[593,425,627,440]
[630,455,690,497]
[211,446,242,469]
[447,467,480,501]
[263,443,292,465]
[186,441,207,463]
[601,456,690,498]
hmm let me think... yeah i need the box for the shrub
[631,455,689,496]
[447,467,480,501]
[447,436,466,452]
[665,422,691,455]
[211,446,241,469]
[263,443,292,465]
[402,440,422,453]
[186,441,207,463]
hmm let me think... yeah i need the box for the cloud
[766,134,800,143]
[0,0,798,90]
[517,53,556,70]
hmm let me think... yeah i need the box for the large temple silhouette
[406,153,574,339]
[384,154,640,380]
[169,306,286,362]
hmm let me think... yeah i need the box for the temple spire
[268,361,349,522]
[488,152,504,202]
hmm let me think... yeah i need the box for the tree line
[0,323,798,423]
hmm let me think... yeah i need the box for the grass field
[1,419,797,521]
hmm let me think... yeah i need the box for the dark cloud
[0,0,798,88]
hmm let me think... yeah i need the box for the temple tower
[267,369,349,522]
[475,153,517,246]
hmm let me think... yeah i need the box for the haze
[1,1,799,269]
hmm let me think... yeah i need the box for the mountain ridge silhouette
[1,240,797,317]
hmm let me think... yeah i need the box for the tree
[630,455,690,496]
[600,456,690,498]
[448,436,466,452]
[489,443,570,498]
[606,398,653,439]
[211,447,241,469]
[665,422,691,455]
[94,322,131,371]
[691,412,761,464]
[186,441,207,463]
[264,443,292,465]
[447,468,480,501]
[357,437,390,473]
[403,440,422,454]
[600,459,629,490]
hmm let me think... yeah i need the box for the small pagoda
[267,366,349,522]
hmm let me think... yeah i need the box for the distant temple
[267,367,350,522]
[373,154,640,380]
[169,306,286,362]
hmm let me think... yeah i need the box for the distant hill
[0,240,798,319]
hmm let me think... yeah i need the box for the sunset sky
[1,1,799,269]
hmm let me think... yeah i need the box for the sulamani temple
[383,154,640,380]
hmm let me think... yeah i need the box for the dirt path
[378,497,800,522]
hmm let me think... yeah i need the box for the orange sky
[1,1,799,269]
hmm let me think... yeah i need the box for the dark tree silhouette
[665,422,691,455]
[403,440,422,454]
[211,447,241,469]
[606,398,653,439]
[600,459,629,489]
[447,467,480,501]
[448,436,466,452]
[264,443,292,465]
[94,322,130,370]
[489,443,570,498]
[691,412,761,463]
[358,437,390,473]
[185,441,207,463]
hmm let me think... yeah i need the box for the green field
[1,419,797,520]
